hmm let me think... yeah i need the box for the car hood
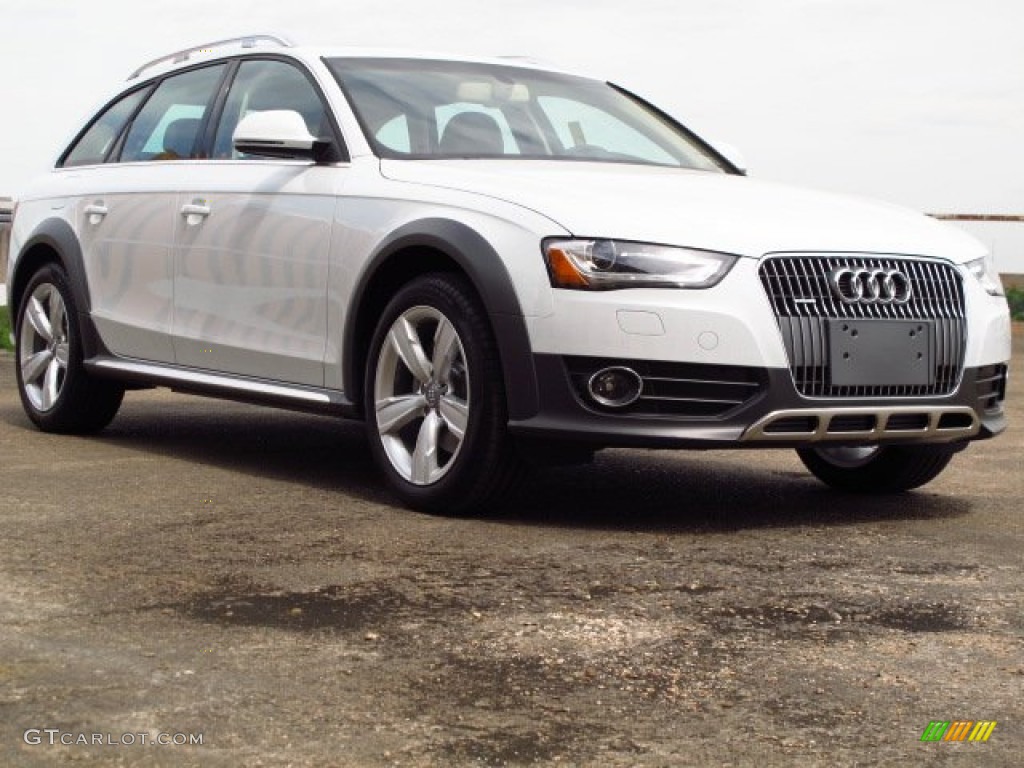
[379,160,984,263]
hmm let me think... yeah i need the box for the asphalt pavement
[0,333,1021,767]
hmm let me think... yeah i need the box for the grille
[758,254,966,397]
[565,357,766,418]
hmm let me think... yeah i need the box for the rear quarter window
[62,88,149,167]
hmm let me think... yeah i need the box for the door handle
[180,202,211,217]
[84,202,107,224]
[181,199,211,226]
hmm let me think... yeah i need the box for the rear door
[73,64,227,362]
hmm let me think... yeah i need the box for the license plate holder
[828,319,933,387]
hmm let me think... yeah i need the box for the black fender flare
[343,218,540,421]
[12,217,108,358]
[13,218,91,313]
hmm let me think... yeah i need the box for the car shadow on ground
[0,397,971,533]
[501,450,971,532]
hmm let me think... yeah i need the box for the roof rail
[496,55,558,67]
[128,34,293,80]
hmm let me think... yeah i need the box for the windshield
[326,58,727,171]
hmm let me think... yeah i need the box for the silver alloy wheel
[814,445,882,468]
[19,283,70,412]
[374,305,470,485]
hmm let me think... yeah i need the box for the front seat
[438,112,505,155]
[156,117,201,160]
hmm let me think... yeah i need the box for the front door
[172,58,341,387]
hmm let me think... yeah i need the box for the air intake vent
[975,364,1007,412]
[762,416,819,434]
[885,413,930,431]
[938,412,975,430]
[828,414,876,433]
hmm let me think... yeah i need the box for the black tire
[796,444,958,493]
[14,264,124,433]
[364,273,522,514]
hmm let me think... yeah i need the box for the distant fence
[930,214,1024,223]
[0,198,12,306]
[0,198,11,256]
[930,213,1024,287]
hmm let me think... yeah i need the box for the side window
[62,88,149,167]
[213,59,330,160]
[376,114,411,153]
[120,65,226,162]
[538,96,676,165]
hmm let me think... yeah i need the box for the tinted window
[213,59,329,159]
[120,65,226,162]
[63,88,148,167]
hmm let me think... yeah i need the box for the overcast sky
[2,0,1022,267]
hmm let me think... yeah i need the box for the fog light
[587,367,643,408]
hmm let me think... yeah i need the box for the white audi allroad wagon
[6,35,1011,512]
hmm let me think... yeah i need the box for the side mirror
[709,140,748,175]
[232,110,337,163]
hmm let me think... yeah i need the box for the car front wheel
[15,263,124,433]
[796,444,958,493]
[364,274,521,514]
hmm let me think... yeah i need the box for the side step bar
[86,357,356,417]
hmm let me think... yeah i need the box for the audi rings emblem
[828,267,913,305]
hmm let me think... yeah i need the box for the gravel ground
[0,331,1021,767]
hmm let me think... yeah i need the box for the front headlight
[966,254,1004,296]
[544,239,737,290]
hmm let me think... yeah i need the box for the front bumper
[507,354,1007,450]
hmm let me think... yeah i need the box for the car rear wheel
[796,444,958,492]
[364,274,522,514]
[15,264,124,433]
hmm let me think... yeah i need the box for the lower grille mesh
[975,364,1008,412]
